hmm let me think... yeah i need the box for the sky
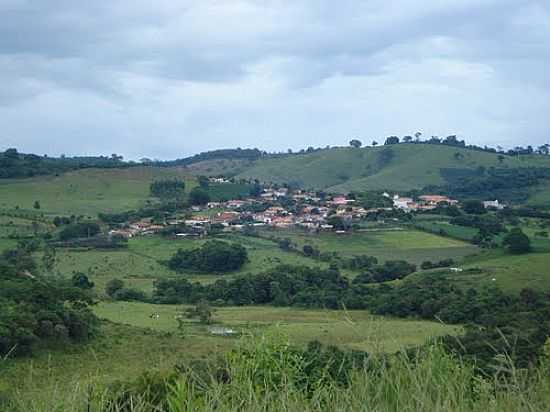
[1,0,549,160]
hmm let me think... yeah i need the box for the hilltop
[3,144,550,209]
[234,144,550,192]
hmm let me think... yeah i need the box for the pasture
[259,228,479,264]
[2,303,459,408]
[94,301,460,354]
[0,167,196,217]
[47,234,325,295]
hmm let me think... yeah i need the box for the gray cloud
[0,0,549,159]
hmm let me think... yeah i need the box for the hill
[236,144,550,193]
[0,166,195,216]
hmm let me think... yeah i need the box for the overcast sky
[1,1,549,159]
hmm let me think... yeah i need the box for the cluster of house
[390,193,505,212]
[188,194,376,233]
[108,186,506,239]
[389,194,459,212]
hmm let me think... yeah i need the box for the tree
[498,155,505,164]
[188,187,210,206]
[42,246,56,272]
[168,241,248,273]
[463,200,486,215]
[72,272,95,289]
[402,136,413,143]
[503,228,531,254]
[349,139,362,148]
[384,136,399,145]
[150,179,185,199]
[106,279,124,297]
[372,141,378,147]
[197,175,210,188]
[33,200,40,210]
[184,301,214,324]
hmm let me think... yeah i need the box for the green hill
[0,166,195,216]
[236,144,550,193]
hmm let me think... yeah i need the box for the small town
[107,178,504,239]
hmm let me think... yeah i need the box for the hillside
[235,144,550,193]
[0,166,195,216]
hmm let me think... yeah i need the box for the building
[483,200,505,210]
[419,195,458,206]
[393,197,416,211]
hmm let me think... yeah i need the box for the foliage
[503,228,531,254]
[106,279,125,297]
[0,251,98,357]
[58,222,101,241]
[0,148,129,179]
[150,179,186,199]
[71,272,95,289]
[183,301,214,324]
[168,241,248,273]
[463,200,486,214]
[188,187,211,206]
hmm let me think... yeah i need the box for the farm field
[0,167,196,217]
[259,228,479,264]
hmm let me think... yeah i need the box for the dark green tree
[106,278,124,297]
[72,272,95,289]
[188,187,211,206]
[503,228,531,254]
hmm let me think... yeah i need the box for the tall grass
[4,333,550,411]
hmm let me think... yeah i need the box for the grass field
[1,303,459,408]
[94,302,460,354]
[414,221,480,241]
[236,144,550,192]
[0,321,218,408]
[260,228,479,264]
[48,234,325,295]
[0,167,196,217]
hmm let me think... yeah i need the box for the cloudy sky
[1,0,549,159]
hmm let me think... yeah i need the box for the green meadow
[94,302,460,354]
[260,228,479,264]
[1,303,459,408]
[48,234,326,295]
[0,167,196,217]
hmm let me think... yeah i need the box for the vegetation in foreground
[3,332,550,411]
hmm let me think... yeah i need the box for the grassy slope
[2,307,459,408]
[236,144,550,192]
[184,158,255,176]
[48,234,327,294]
[260,228,479,265]
[94,302,460,354]
[0,167,196,217]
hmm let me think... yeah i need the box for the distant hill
[235,144,550,194]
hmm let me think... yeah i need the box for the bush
[58,222,100,241]
[168,241,248,273]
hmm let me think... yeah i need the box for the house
[330,196,354,206]
[483,200,505,210]
[226,200,247,209]
[213,211,240,225]
[271,216,294,227]
[108,229,135,239]
[393,197,417,211]
[419,195,458,206]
